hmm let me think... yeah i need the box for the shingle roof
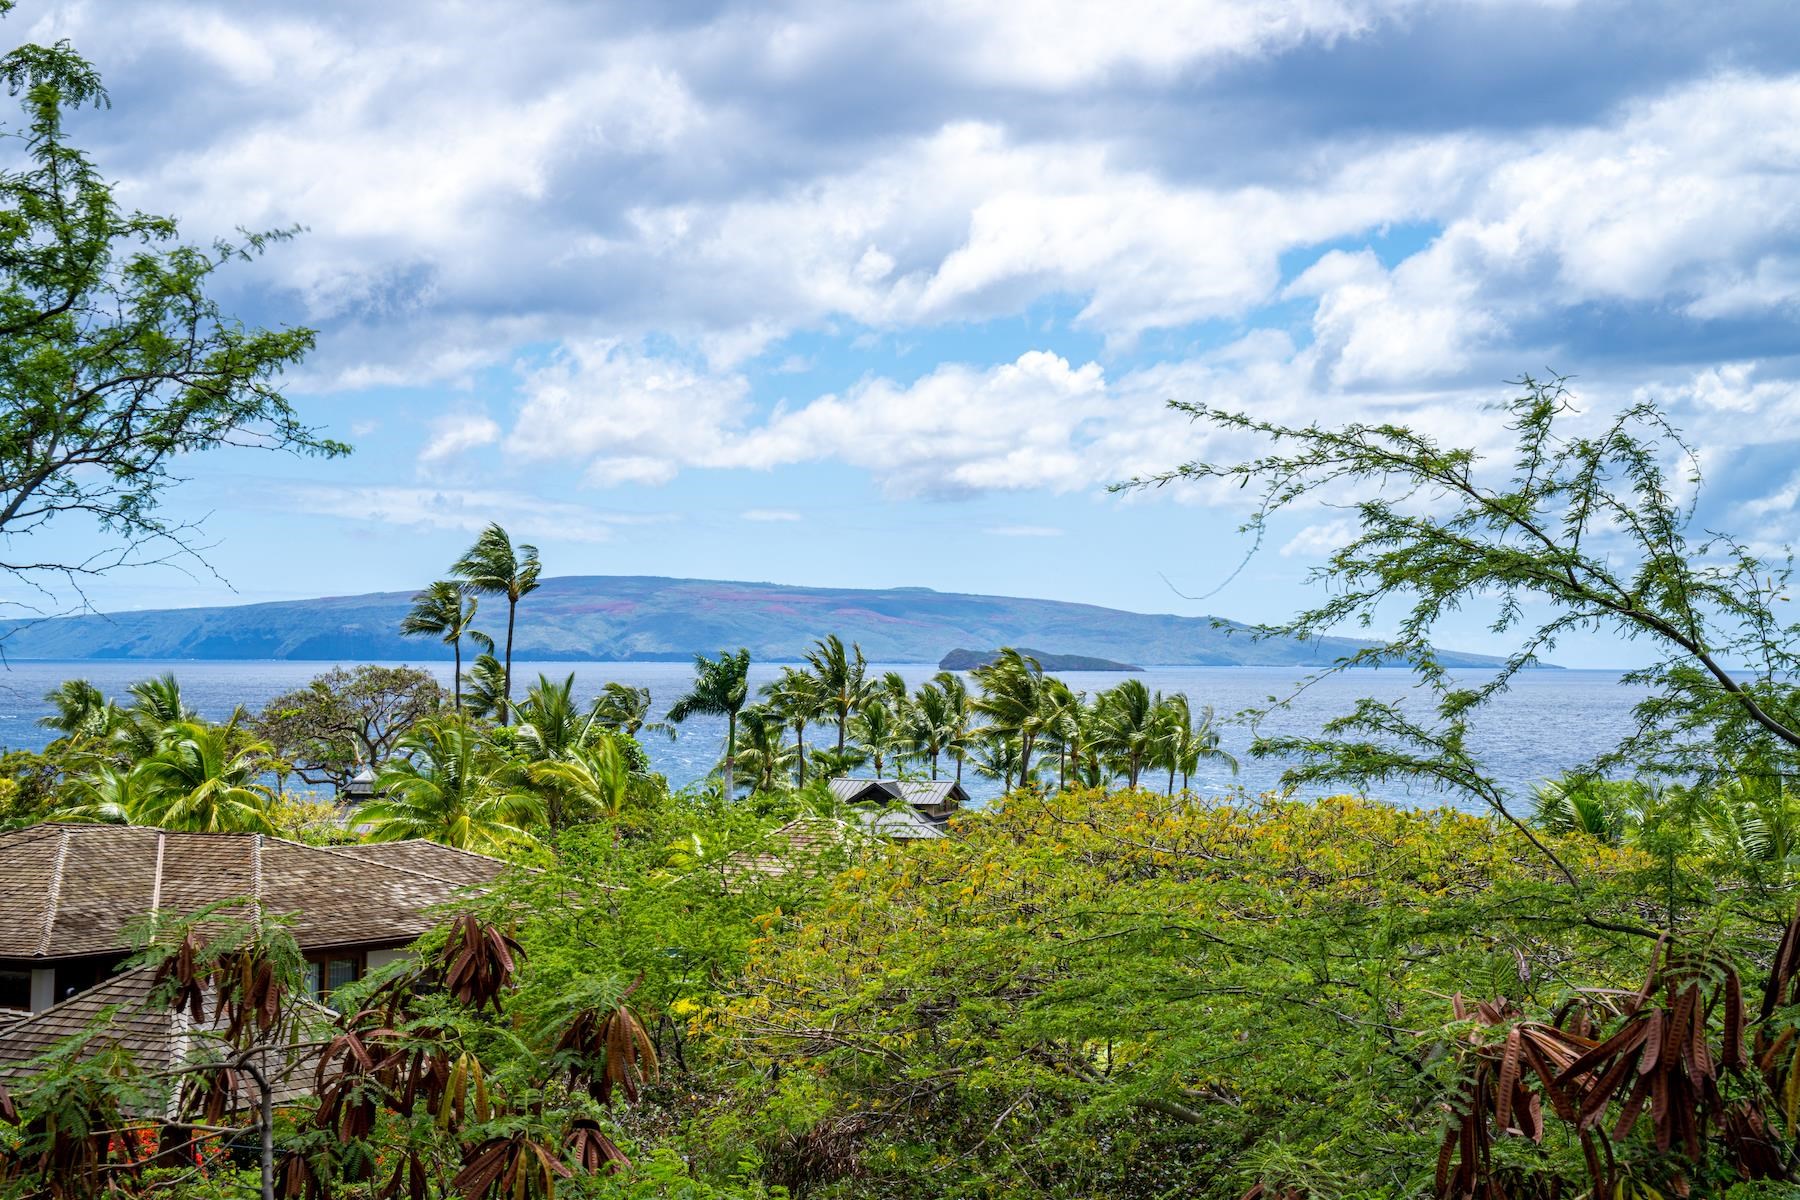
[0,825,507,960]
[0,967,327,1108]
[824,777,967,814]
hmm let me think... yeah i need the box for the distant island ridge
[940,648,1142,672]
[0,574,1536,668]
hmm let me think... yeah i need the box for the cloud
[279,484,668,542]
[741,509,802,522]
[419,414,500,463]
[986,525,1064,537]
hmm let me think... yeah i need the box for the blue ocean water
[0,660,1647,810]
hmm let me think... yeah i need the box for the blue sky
[18,0,1800,667]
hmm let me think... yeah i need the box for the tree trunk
[452,637,462,714]
[1167,765,1176,796]
[1019,734,1033,785]
[930,749,939,780]
[836,708,847,752]
[795,723,807,786]
[503,596,517,719]
[724,710,736,799]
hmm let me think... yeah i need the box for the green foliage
[250,663,445,790]
[0,19,340,614]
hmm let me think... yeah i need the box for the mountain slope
[0,575,1517,667]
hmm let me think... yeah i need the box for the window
[0,969,28,1011]
[304,952,365,1000]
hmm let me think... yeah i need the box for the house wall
[367,946,411,972]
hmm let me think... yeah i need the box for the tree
[593,682,668,740]
[762,667,823,786]
[847,699,904,777]
[365,717,539,852]
[109,672,198,760]
[731,703,798,795]
[0,21,343,622]
[400,580,491,714]
[250,665,443,791]
[452,523,542,717]
[463,652,508,720]
[667,649,752,798]
[511,673,595,761]
[1117,374,1800,886]
[131,719,275,833]
[972,648,1047,786]
[1154,693,1237,795]
[1093,679,1157,789]
[37,678,113,740]
[806,634,870,753]
[930,671,975,785]
[907,680,963,781]
[526,733,639,832]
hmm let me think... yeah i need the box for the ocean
[0,660,1648,810]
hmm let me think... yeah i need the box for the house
[825,777,969,825]
[0,824,506,1014]
[722,803,949,887]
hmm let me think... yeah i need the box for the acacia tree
[0,13,342,623]
[251,665,443,791]
[1119,374,1800,888]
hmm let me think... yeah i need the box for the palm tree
[762,667,823,785]
[53,762,148,825]
[452,523,542,717]
[1094,679,1158,789]
[512,673,594,760]
[907,681,962,781]
[366,717,541,852]
[592,683,671,740]
[666,648,752,798]
[930,671,975,785]
[1530,775,1644,846]
[731,703,798,794]
[109,673,198,760]
[806,635,871,753]
[1156,695,1236,794]
[848,699,905,776]
[971,648,1047,786]
[969,731,1024,793]
[39,679,116,741]
[400,580,492,714]
[527,734,637,832]
[464,653,508,721]
[1037,678,1087,791]
[133,720,276,833]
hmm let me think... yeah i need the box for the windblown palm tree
[1155,695,1236,795]
[592,682,670,740]
[731,703,799,794]
[1094,678,1158,789]
[366,717,540,852]
[907,680,963,781]
[39,679,116,741]
[667,648,752,797]
[930,671,975,785]
[762,667,823,785]
[1037,678,1087,791]
[400,580,492,714]
[969,731,1025,792]
[132,720,276,833]
[806,634,871,752]
[848,698,905,776]
[463,653,508,721]
[452,523,542,717]
[971,648,1047,787]
[110,673,198,759]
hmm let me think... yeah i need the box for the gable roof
[825,777,968,814]
[0,967,326,1108]
[0,825,507,961]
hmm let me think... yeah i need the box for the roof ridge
[35,827,71,957]
[306,840,499,887]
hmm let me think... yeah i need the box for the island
[939,647,1143,672]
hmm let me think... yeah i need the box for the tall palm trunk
[724,711,736,798]
[1167,765,1176,796]
[930,749,938,780]
[503,598,517,717]
[452,638,463,714]
[793,722,807,786]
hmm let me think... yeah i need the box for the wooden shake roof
[0,968,327,1108]
[0,825,508,961]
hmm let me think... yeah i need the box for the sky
[15,0,1800,668]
